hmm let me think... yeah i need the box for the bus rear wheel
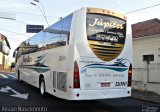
[39,78,46,96]
[17,70,23,82]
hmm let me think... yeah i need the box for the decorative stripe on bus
[35,53,47,63]
[81,58,131,73]
[20,65,50,73]
[85,66,128,72]
[81,64,128,73]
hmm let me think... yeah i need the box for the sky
[0,0,160,60]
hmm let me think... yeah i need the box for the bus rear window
[86,14,126,44]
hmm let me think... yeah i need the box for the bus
[14,7,132,100]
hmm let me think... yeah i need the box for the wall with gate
[132,63,160,95]
[132,34,160,95]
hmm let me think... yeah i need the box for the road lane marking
[0,86,29,100]
[0,74,8,78]
[0,87,9,92]
[7,74,17,79]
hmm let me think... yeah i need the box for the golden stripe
[88,40,124,48]
[88,40,124,61]
[87,7,126,20]
[94,50,119,54]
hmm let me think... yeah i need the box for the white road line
[0,86,29,100]
[7,74,17,79]
[0,74,8,78]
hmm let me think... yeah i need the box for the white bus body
[14,7,132,100]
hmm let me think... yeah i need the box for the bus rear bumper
[68,87,131,100]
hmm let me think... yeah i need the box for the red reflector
[74,61,80,88]
[128,64,132,87]
[129,70,132,74]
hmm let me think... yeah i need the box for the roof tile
[132,18,160,38]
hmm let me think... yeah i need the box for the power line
[0,8,58,18]
[0,28,30,37]
[1,3,159,17]
[14,20,28,24]
[1,3,159,43]
[5,34,26,42]
[0,10,54,25]
[1,17,48,25]
[7,37,24,42]
[125,3,160,14]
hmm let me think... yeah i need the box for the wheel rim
[40,81,45,95]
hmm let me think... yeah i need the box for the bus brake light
[73,61,80,88]
[128,64,132,87]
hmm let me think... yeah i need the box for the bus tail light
[128,64,132,87]
[73,61,80,88]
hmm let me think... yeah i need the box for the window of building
[143,54,154,62]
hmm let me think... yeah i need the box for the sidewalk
[131,89,160,104]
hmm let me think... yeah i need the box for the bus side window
[17,48,22,59]
[15,51,18,63]
[14,47,22,62]
[62,14,73,45]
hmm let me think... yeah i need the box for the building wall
[0,52,3,70]
[4,55,11,71]
[0,33,11,72]
[0,52,2,64]
[133,34,160,67]
[0,53,11,72]
[132,34,160,95]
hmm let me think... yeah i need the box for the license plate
[101,82,110,87]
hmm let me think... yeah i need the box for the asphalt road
[0,72,160,112]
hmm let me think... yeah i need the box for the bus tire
[17,73,20,81]
[39,77,46,96]
[17,70,23,83]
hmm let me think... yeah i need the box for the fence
[132,63,160,95]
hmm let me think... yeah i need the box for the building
[0,33,11,71]
[132,18,160,95]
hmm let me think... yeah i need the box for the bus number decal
[115,82,127,86]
